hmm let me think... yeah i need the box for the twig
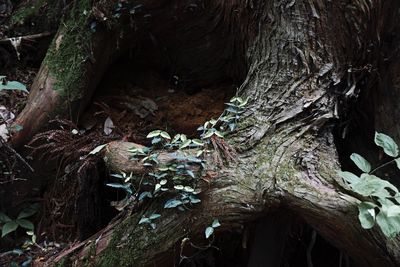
[0,32,53,43]
[0,138,34,172]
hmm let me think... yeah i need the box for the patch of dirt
[81,68,237,144]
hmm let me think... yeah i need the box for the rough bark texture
[9,0,400,266]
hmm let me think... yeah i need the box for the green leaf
[0,212,12,223]
[387,205,400,217]
[149,214,161,220]
[205,226,214,239]
[174,185,184,190]
[89,144,107,155]
[350,153,371,173]
[203,130,215,139]
[164,199,183,208]
[17,204,39,219]
[154,183,161,192]
[183,186,194,193]
[160,131,171,140]
[352,174,398,197]
[196,150,204,157]
[337,171,359,185]
[179,140,191,149]
[147,130,161,138]
[138,191,152,201]
[192,139,204,146]
[180,134,187,142]
[0,81,28,93]
[358,202,376,229]
[212,219,221,228]
[138,217,150,224]
[214,130,224,138]
[16,219,34,230]
[2,221,18,237]
[186,170,195,178]
[376,206,400,238]
[171,134,181,144]
[375,132,399,157]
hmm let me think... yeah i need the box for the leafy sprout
[338,132,400,238]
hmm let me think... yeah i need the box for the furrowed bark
[19,0,400,266]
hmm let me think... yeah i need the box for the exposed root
[28,119,113,165]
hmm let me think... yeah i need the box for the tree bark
[10,0,400,266]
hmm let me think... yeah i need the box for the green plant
[138,213,161,229]
[0,203,39,239]
[338,132,400,238]
[105,96,249,230]
[0,76,28,93]
[205,219,221,239]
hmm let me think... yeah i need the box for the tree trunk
[8,0,400,266]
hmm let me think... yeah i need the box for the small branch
[0,138,34,172]
[370,159,396,175]
[0,32,53,44]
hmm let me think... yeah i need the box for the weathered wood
[12,0,400,266]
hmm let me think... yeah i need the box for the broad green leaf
[180,140,191,149]
[0,81,28,93]
[375,132,399,157]
[184,186,194,193]
[17,204,39,219]
[160,131,171,140]
[212,219,221,228]
[387,205,400,217]
[358,202,376,229]
[171,134,181,144]
[189,196,201,204]
[147,130,161,138]
[0,212,12,223]
[205,226,214,239]
[159,179,167,185]
[238,97,249,107]
[154,183,161,192]
[89,144,107,155]
[2,221,18,237]
[203,130,215,139]
[180,134,187,142]
[350,153,371,173]
[174,185,184,190]
[192,139,204,146]
[337,171,359,185]
[353,174,398,196]
[186,170,195,178]
[376,206,400,238]
[164,199,183,208]
[16,219,34,230]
